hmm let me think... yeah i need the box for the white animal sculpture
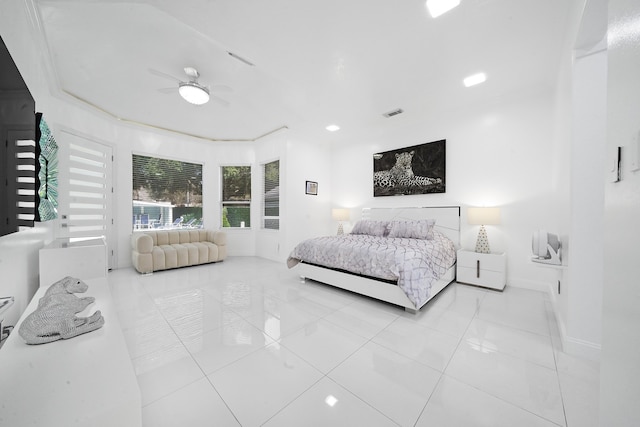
[38,276,95,308]
[18,276,105,345]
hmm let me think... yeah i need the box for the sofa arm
[131,233,154,253]
[131,233,154,273]
[206,230,227,261]
[210,230,227,247]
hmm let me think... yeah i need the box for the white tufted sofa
[131,229,227,274]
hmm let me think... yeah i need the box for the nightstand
[456,249,506,290]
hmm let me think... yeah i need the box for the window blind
[262,160,279,230]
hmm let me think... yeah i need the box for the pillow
[387,219,436,239]
[350,220,389,237]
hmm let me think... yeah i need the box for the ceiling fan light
[179,82,210,105]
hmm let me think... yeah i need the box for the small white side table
[39,237,107,288]
[457,249,506,290]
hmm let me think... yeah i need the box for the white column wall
[565,47,606,359]
[600,0,640,424]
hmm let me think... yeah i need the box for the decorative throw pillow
[350,220,390,236]
[387,219,436,239]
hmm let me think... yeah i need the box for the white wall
[282,130,334,257]
[600,0,640,423]
[544,0,608,361]
[329,89,561,292]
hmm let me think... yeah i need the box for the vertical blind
[262,160,279,230]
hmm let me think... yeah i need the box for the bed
[287,206,460,313]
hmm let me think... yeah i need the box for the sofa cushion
[156,231,169,246]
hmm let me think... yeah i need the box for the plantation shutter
[57,131,114,268]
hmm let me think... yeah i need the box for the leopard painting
[374,150,442,194]
[373,151,415,188]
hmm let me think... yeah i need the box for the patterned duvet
[287,230,457,308]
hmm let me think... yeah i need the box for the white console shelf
[0,278,141,427]
[39,237,107,288]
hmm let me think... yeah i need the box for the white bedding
[287,229,456,307]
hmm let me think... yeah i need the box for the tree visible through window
[221,166,251,228]
[132,154,203,230]
[263,160,279,230]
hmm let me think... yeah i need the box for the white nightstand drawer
[457,251,505,271]
[456,250,506,290]
[457,266,505,289]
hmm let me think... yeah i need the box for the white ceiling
[32,0,574,142]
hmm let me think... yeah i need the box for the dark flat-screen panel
[1,35,36,237]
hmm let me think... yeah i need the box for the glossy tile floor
[108,257,599,427]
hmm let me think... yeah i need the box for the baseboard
[544,280,602,362]
[507,277,553,293]
[563,335,601,361]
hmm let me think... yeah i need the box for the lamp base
[337,223,344,235]
[475,225,491,254]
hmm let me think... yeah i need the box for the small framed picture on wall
[305,181,318,195]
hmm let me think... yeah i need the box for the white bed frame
[297,206,460,313]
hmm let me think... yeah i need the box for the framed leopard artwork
[373,139,445,197]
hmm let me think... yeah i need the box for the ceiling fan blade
[158,87,177,93]
[211,95,230,107]
[211,84,233,93]
[148,68,182,82]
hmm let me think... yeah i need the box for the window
[221,166,251,228]
[262,160,279,230]
[132,154,203,230]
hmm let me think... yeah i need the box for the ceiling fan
[150,67,230,106]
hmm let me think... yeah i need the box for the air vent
[227,51,255,66]
[383,108,404,118]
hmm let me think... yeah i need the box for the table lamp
[467,207,501,254]
[331,208,350,235]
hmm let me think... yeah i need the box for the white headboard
[362,206,461,247]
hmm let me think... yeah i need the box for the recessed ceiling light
[326,124,340,132]
[325,395,339,407]
[463,73,487,87]
[426,0,460,18]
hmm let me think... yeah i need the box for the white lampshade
[467,207,501,225]
[178,82,210,105]
[331,208,350,222]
